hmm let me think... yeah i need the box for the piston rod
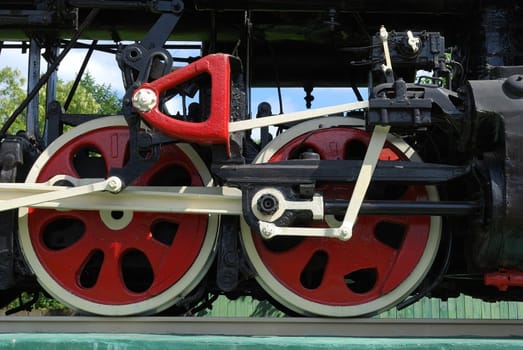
[325,200,480,216]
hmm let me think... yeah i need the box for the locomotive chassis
[0,0,521,316]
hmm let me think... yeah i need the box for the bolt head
[504,75,523,98]
[260,227,273,238]
[257,194,279,215]
[132,88,157,112]
[106,177,123,193]
[339,227,352,241]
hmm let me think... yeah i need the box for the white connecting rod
[0,176,123,212]
[229,101,368,132]
[0,181,243,215]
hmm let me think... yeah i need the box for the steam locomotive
[0,0,521,317]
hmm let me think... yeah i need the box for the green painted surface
[202,295,523,319]
[0,334,521,350]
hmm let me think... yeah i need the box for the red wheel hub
[27,126,208,305]
[252,127,431,306]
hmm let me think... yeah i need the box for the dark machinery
[0,0,522,317]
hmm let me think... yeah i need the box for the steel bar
[0,177,122,212]
[64,40,98,111]
[0,317,522,337]
[228,101,368,132]
[66,1,148,9]
[26,38,40,138]
[0,183,243,214]
[217,160,471,185]
[326,200,481,216]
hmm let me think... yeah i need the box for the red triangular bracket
[133,53,233,153]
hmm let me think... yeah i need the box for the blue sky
[0,41,365,138]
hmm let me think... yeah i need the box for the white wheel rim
[19,116,219,316]
[240,117,441,317]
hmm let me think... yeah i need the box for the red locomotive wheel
[241,117,441,317]
[18,117,218,315]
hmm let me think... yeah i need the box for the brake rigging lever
[111,3,184,187]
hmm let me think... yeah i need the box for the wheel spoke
[134,231,170,286]
[137,235,169,269]
[256,237,322,287]
[39,148,80,179]
[86,128,129,170]
[89,248,128,298]
[39,235,96,289]
[322,219,398,300]
[381,216,431,293]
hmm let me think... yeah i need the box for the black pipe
[66,1,148,9]
[64,40,98,112]
[325,200,480,216]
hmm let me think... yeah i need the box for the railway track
[0,317,522,338]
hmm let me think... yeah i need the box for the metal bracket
[250,188,324,224]
[111,7,185,186]
[216,216,241,292]
[258,125,391,241]
[132,54,235,151]
[116,10,181,89]
[368,79,432,129]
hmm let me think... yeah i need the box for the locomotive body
[0,0,522,317]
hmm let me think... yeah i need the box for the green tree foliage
[0,67,121,135]
[250,299,285,317]
[7,292,72,315]
[75,72,121,115]
[0,67,26,133]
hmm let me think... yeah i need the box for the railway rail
[0,317,522,338]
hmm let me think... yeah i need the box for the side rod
[0,176,122,212]
[0,181,478,217]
